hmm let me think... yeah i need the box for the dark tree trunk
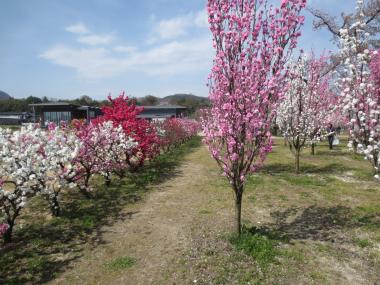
[50,193,61,217]
[295,149,300,174]
[234,187,243,236]
[104,172,112,186]
[353,140,358,153]
[3,219,15,244]
[311,143,315,155]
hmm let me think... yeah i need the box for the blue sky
[0,0,355,100]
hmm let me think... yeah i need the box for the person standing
[326,123,335,150]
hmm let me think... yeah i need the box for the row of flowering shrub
[0,94,200,243]
[157,118,200,152]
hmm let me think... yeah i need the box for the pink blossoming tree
[202,0,306,235]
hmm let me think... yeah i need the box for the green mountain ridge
[0,90,11,100]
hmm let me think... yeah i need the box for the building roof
[0,112,31,115]
[141,105,187,110]
[29,102,79,107]
[77,106,101,111]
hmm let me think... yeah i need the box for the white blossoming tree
[278,53,335,173]
[338,0,380,181]
[0,125,79,243]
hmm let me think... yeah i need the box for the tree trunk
[50,193,61,217]
[295,150,300,174]
[311,143,315,155]
[353,140,358,153]
[234,189,243,236]
[3,220,14,244]
[104,173,112,186]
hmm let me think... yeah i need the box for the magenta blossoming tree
[202,0,306,234]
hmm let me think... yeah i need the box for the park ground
[0,136,379,284]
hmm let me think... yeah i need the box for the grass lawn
[176,137,380,285]
[0,136,379,285]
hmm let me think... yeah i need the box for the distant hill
[0,90,11,100]
[137,93,209,114]
[161,94,208,104]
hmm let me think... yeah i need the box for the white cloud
[78,34,115,46]
[42,13,212,79]
[150,9,208,42]
[65,23,89,34]
[113,45,137,53]
[194,10,208,28]
[40,45,125,78]
[41,36,212,78]
[155,16,190,40]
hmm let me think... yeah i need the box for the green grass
[229,227,280,270]
[105,256,136,271]
[352,237,372,248]
[176,136,380,285]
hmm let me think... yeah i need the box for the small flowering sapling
[0,126,48,242]
[43,124,81,216]
[277,53,334,173]
[338,0,380,180]
[202,0,306,235]
[92,121,137,182]
[66,120,137,194]
[61,121,101,197]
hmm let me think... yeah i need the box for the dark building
[0,112,32,125]
[29,103,102,126]
[138,105,188,121]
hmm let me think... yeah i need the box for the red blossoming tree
[96,93,160,170]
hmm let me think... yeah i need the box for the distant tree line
[0,94,210,115]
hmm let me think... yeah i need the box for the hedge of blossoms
[277,53,335,173]
[157,118,200,152]
[60,120,137,197]
[202,0,306,235]
[0,95,200,243]
[338,0,380,181]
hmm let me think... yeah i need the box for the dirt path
[50,144,222,285]
[48,140,380,285]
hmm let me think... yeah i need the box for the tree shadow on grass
[260,162,354,176]
[0,136,202,285]
[269,205,352,242]
[246,205,380,245]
